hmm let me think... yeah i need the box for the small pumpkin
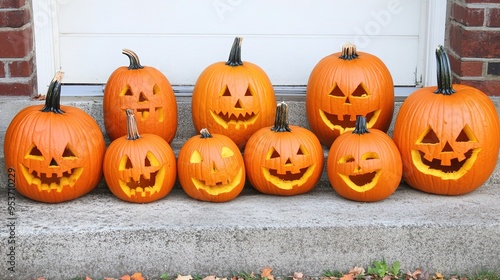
[327,116,402,202]
[192,37,276,149]
[244,102,324,196]
[306,43,394,147]
[177,128,245,202]
[103,109,177,203]
[393,46,500,195]
[103,49,177,142]
[4,72,106,203]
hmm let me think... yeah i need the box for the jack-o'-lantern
[192,37,276,149]
[177,128,245,202]
[306,43,394,147]
[103,49,177,142]
[103,109,177,203]
[4,72,106,203]
[328,116,402,202]
[244,102,324,196]
[393,46,500,195]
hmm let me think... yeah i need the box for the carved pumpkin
[4,72,106,203]
[244,102,324,196]
[177,128,245,202]
[103,109,177,203]
[192,37,276,149]
[103,49,177,142]
[327,116,402,202]
[393,46,500,195]
[306,43,394,147]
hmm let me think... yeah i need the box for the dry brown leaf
[204,276,217,280]
[177,274,194,280]
[433,272,445,280]
[85,277,92,280]
[261,267,274,280]
[293,272,303,280]
[348,267,365,277]
[340,274,354,280]
[131,272,145,280]
[120,275,131,280]
[382,276,392,280]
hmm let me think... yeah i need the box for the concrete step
[1,95,500,280]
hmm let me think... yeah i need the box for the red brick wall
[0,0,36,96]
[446,0,500,96]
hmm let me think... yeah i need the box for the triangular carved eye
[62,145,77,158]
[456,125,478,142]
[145,151,160,167]
[25,144,44,160]
[221,86,231,97]
[153,84,161,95]
[221,147,234,158]
[125,157,133,169]
[328,83,345,97]
[351,83,369,97]
[29,145,43,157]
[418,126,440,144]
[296,145,309,156]
[139,92,149,102]
[269,147,280,159]
[244,86,253,96]
[121,85,133,96]
[190,150,203,164]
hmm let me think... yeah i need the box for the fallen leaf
[131,272,145,280]
[85,277,92,280]
[177,274,194,280]
[382,276,392,280]
[120,275,131,280]
[261,267,274,280]
[340,274,354,280]
[434,272,445,280]
[204,276,217,280]
[293,272,303,280]
[348,267,365,277]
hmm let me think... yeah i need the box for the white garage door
[33,0,446,96]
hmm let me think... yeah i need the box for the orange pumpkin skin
[177,128,245,203]
[327,116,402,202]
[103,49,177,142]
[393,46,500,195]
[103,110,177,203]
[306,43,394,147]
[244,102,324,196]
[192,37,276,149]
[4,72,105,203]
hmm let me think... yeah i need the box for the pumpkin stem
[271,101,292,132]
[339,43,359,61]
[122,49,144,70]
[353,115,370,134]
[434,45,456,95]
[40,71,65,114]
[125,109,142,140]
[226,37,244,66]
[199,128,214,139]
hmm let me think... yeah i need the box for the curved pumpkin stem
[353,115,370,135]
[122,49,144,70]
[226,37,244,66]
[271,101,292,132]
[339,43,359,61]
[40,71,65,114]
[125,109,142,140]
[434,45,456,95]
[199,128,214,139]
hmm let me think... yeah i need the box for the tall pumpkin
[103,109,177,203]
[393,45,500,195]
[306,43,394,147]
[244,102,324,196]
[103,49,177,142]
[192,37,276,149]
[4,72,106,203]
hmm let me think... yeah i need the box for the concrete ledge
[1,96,500,279]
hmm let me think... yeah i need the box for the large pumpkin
[103,49,177,142]
[4,72,106,203]
[244,102,324,196]
[177,128,245,202]
[393,46,500,195]
[103,109,177,203]
[327,116,402,202]
[192,37,276,149]
[306,43,394,147]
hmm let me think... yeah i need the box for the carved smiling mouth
[20,164,84,193]
[119,166,165,197]
[319,109,380,133]
[411,149,480,180]
[262,165,316,190]
[210,110,259,129]
[191,167,244,195]
[338,170,382,192]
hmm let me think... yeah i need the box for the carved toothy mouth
[411,149,480,180]
[319,109,380,134]
[20,164,84,193]
[262,164,316,190]
[119,166,166,197]
[191,167,244,195]
[338,170,382,192]
[210,110,259,129]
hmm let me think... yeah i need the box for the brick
[451,3,484,26]
[487,8,500,27]
[0,7,30,28]
[454,78,500,96]
[0,0,26,9]
[449,54,484,77]
[0,61,5,78]
[448,23,500,58]
[8,56,34,77]
[0,26,33,58]
[0,80,35,96]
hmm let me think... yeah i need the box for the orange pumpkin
[327,116,402,202]
[393,46,500,195]
[244,102,324,196]
[177,128,245,202]
[103,49,177,142]
[103,109,177,203]
[4,72,106,203]
[192,37,276,149]
[306,43,394,147]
